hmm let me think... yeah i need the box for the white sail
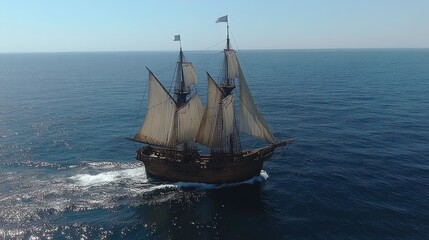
[221,94,234,138]
[182,62,197,87]
[225,50,240,79]
[195,75,223,147]
[239,66,276,143]
[177,94,204,143]
[135,72,177,147]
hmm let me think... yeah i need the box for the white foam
[70,167,147,187]
[175,170,269,190]
[1,162,182,224]
[128,184,177,194]
[260,170,269,180]
[86,161,120,169]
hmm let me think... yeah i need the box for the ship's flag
[215,15,228,23]
[174,35,180,41]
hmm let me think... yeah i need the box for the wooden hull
[134,139,293,184]
[136,147,272,184]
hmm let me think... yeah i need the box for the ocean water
[0,49,428,239]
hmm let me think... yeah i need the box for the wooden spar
[272,138,294,148]
[126,137,150,145]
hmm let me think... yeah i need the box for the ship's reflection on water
[131,179,282,240]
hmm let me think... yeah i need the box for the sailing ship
[130,16,293,183]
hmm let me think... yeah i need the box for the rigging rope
[203,39,227,51]
[129,71,148,139]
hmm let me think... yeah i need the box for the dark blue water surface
[1,49,428,239]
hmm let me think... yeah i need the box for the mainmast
[216,15,235,96]
[215,15,241,153]
[196,16,277,153]
[174,35,190,107]
[226,21,230,50]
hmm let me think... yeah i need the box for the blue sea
[0,49,428,239]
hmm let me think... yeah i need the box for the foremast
[174,36,192,151]
[133,35,204,150]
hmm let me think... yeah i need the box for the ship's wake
[0,160,268,228]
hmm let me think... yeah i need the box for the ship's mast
[226,22,230,50]
[174,35,192,152]
[216,15,241,154]
[222,19,235,96]
[174,36,189,107]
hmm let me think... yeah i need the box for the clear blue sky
[1,0,428,52]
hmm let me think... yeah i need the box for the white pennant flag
[174,35,180,41]
[215,15,228,23]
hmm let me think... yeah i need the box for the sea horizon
[1,47,429,55]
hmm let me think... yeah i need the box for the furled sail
[134,72,177,147]
[181,62,198,87]
[238,66,276,143]
[177,94,204,143]
[195,75,223,147]
[225,50,240,79]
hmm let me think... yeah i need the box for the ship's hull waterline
[135,139,293,183]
